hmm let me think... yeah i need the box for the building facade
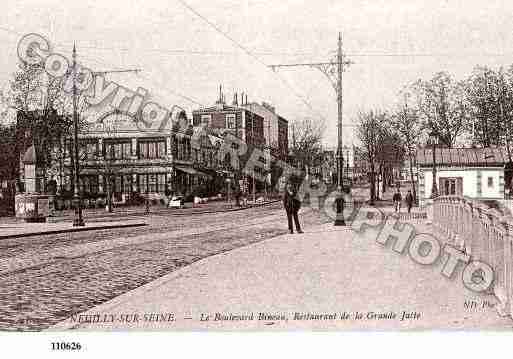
[242,101,289,159]
[51,110,219,205]
[417,147,507,207]
[192,95,273,195]
[192,99,265,149]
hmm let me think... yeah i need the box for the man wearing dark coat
[283,182,303,234]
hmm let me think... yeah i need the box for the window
[226,114,236,129]
[105,141,131,160]
[114,143,122,160]
[148,174,157,192]
[138,174,147,193]
[488,177,494,188]
[158,174,166,193]
[123,142,132,158]
[440,177,463,196]
[148,142,157,158]
[139,140,165,159]
[114,176,122,194]
[201,114,211,125]
[123,175,132,194]
[158,142,166,158]
[444,179,456,195]
[86,141,97,159]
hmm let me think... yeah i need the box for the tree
[391,90,424,204]
[0,61,87,193]
[93,111,126,212]
[0,123,18,181]
[411,72,468,148]
[356,109,387,204]
[289,117,325,176]
[465,66,504,147]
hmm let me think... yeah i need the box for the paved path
[51,214,513,331]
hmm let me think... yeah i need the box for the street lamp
[72,44,84,226]
[429,129,439,199]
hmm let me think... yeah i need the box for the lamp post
[71,44,84,227]
[429,130,439,199]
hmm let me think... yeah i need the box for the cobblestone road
[0,203,329,331]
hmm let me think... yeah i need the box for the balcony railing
[433,195,513,318]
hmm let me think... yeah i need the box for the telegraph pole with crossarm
[269,32,352,226]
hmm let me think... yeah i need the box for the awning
[175,165,213,180]
[175,165,199,175]
[79,167,174,175]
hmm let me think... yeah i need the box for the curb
[0,222,147,240]
[49,200,282,221]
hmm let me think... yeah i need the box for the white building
[417,147,506,207]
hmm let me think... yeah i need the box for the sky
[2,0,513,147]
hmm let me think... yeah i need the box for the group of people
[392,188,414,213]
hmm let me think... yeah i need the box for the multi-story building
[192,93,272,194]
[241,101,288,159]
[40,110,218,204]
[192,95,265,149]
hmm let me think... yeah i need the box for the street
[0,202,329,331]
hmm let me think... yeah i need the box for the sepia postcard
[1,0,513,354]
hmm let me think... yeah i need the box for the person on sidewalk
[405,190,414,214]
[283,182,303,234]
[392,188,402,213]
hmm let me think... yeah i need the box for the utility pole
[336,33,344,191]
[70,45,140,224]
[269,32,352,225]
[72,44,84,227]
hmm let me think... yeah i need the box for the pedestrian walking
[405,189,414,214]
[392,188,402,213]
[283,182,303,234]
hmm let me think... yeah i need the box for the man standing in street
[283,182,303,234]
[405,189,414,214]
[393,187,402,213]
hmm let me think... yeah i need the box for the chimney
[233,92,238,106]
[245,94,248,105]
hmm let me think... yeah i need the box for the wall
[419,166,504,206]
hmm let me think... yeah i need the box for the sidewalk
[0,219,146,240]
[50,219,513,331]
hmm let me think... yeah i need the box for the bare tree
[356,110,387,204]
[93,112,126,212]
[391,90,424,203]
[376,124,404,196]
[289,117,325,175]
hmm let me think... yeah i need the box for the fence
[432,195,513,318]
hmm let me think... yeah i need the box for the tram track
[0,207,329,331]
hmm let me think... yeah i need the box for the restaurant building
[55,109,216,204]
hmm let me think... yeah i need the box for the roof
[192,105,241,113]
[417,147,511,167]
